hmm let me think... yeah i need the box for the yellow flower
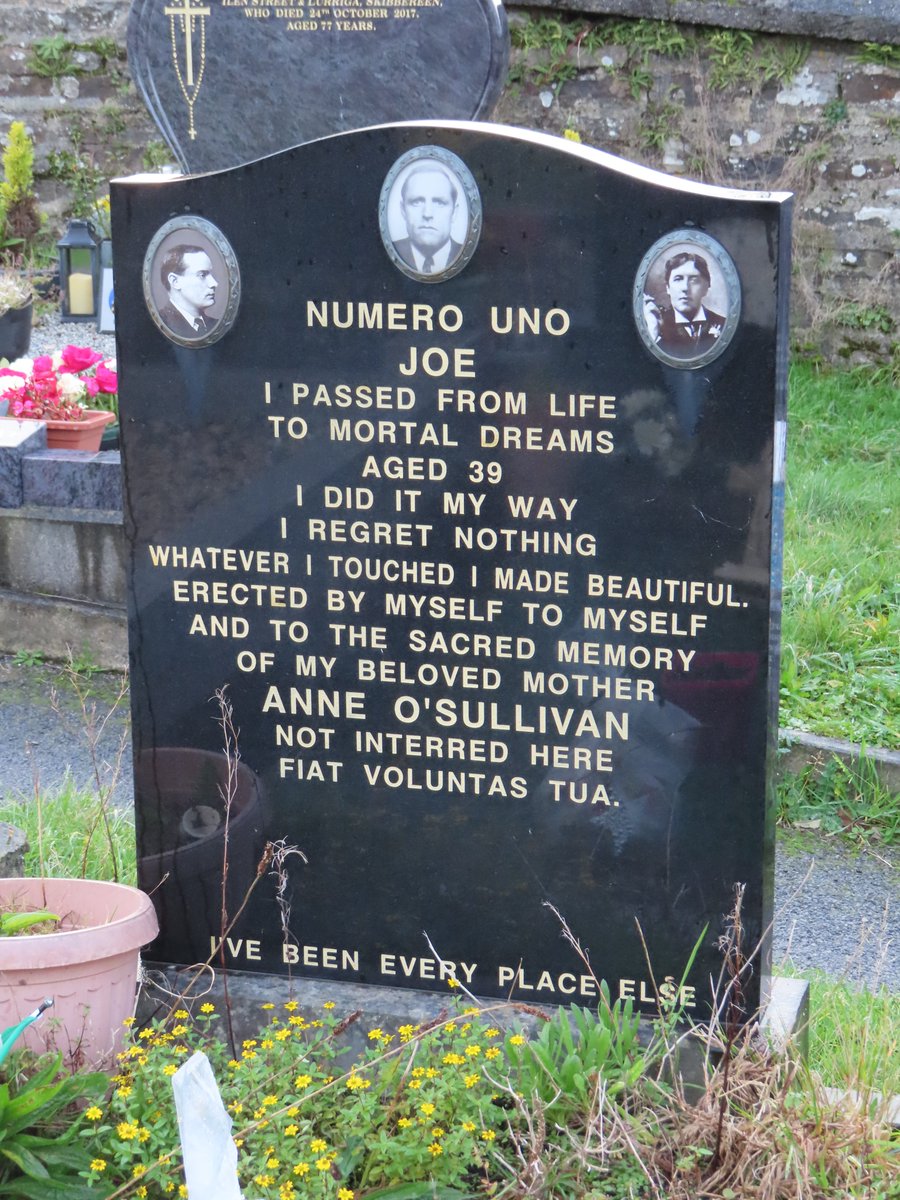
[425,1067,438,1078]
[338,1190,354,1200]
[397,1117,412,1128]
[138,1127,151,1143]
[285,1123,299,1136]
[179,1188,188,1198]
[564,128,582,143]
[408,1079,421,1089]
[174,1009,189,1019]
[509,1034,525,1046]
[132,1166,147,1179]
[289,1016,304,1026]
[136,1188,148,1199]
[116,1122,138,1140]
[367,1028,384,1041]
[261,1002,275,1010]
[419,1102,436,1116]
[323,1001,336,1009]
[163,1064,178,1076]
[242,1039,258,1049]
[412,1067,425,1078]
[90,1159,107,1172]
[310,1138,328,1153]
[284,1001,299,1011]
[295,1074,312,1088]
[462,1121,476,1133]
[461,1023,472,1033]
[315,1157,332,1171]
[276,1028,291,1041]
[466,1044,481,1057]
[267,1157,280,1168]
[465,1074,480,1088]
[428,1142,444,1156]
[431,1126,445,1138]
[486,1047,501,1060]
[443,1052,465,1065]
[346,1074,371,1090]
[398,1023,414,1039]
[254,1175,274,1188]
[293,1163,310,1176]
[447,977,460,988]
[262,1095,279,1107]
[85,1107,103,1120]
[200,1002,215,1013]
[261,1038,274,1049]
[485,1028,500,1038]
[481,1129,496,1141]
[116,1085,132,1098]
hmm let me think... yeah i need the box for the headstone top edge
[110,120,794,207]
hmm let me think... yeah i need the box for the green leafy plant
[854,42,900,70]
[0,1051,107,1198]
[0,910,59,936]
[81,997,516,1197]
[10,650,43,669]
[26,35,76,79]
[836,303,895,335]
[823,96,849,127]
[504,990,646,1122]
[0,123,40,259]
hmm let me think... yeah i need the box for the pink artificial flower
[32,355,54,374]
[94,362,118,393]
[0,367,26,380]
[61,345,104,372]
[84,377,99,397]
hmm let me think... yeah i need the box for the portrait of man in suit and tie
[158,244,220,339]
[380,147,481,283]
[143,216,240,348]
[634,231,740,368]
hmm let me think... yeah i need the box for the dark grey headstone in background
[127,0,509,174]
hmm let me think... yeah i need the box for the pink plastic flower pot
[0,877,158,1069]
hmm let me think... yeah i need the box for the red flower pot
[44,409,116,451]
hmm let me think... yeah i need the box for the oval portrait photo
[633,230,741,369]
[379,146,482,284]
[143,216,240,348]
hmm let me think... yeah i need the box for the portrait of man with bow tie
[635,232,739,368]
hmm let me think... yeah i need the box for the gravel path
[1,657,895,990]
[26,311,116,362]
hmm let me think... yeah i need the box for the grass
[791,968,900,1100]
[0,776,136,884]
[782,362,899,749]
[776,753,899,848]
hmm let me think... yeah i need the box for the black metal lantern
[57,219,100,322]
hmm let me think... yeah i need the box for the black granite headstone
[127,0,509,173]
[113,123,790,1023]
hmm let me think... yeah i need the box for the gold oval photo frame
[633,229,741,370]
[143,215,241,348]
[379,146,482,284]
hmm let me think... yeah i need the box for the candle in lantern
[68,272,95,316]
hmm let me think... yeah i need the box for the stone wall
[0,0,897,366]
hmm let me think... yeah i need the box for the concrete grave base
[139,965,810,1098]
